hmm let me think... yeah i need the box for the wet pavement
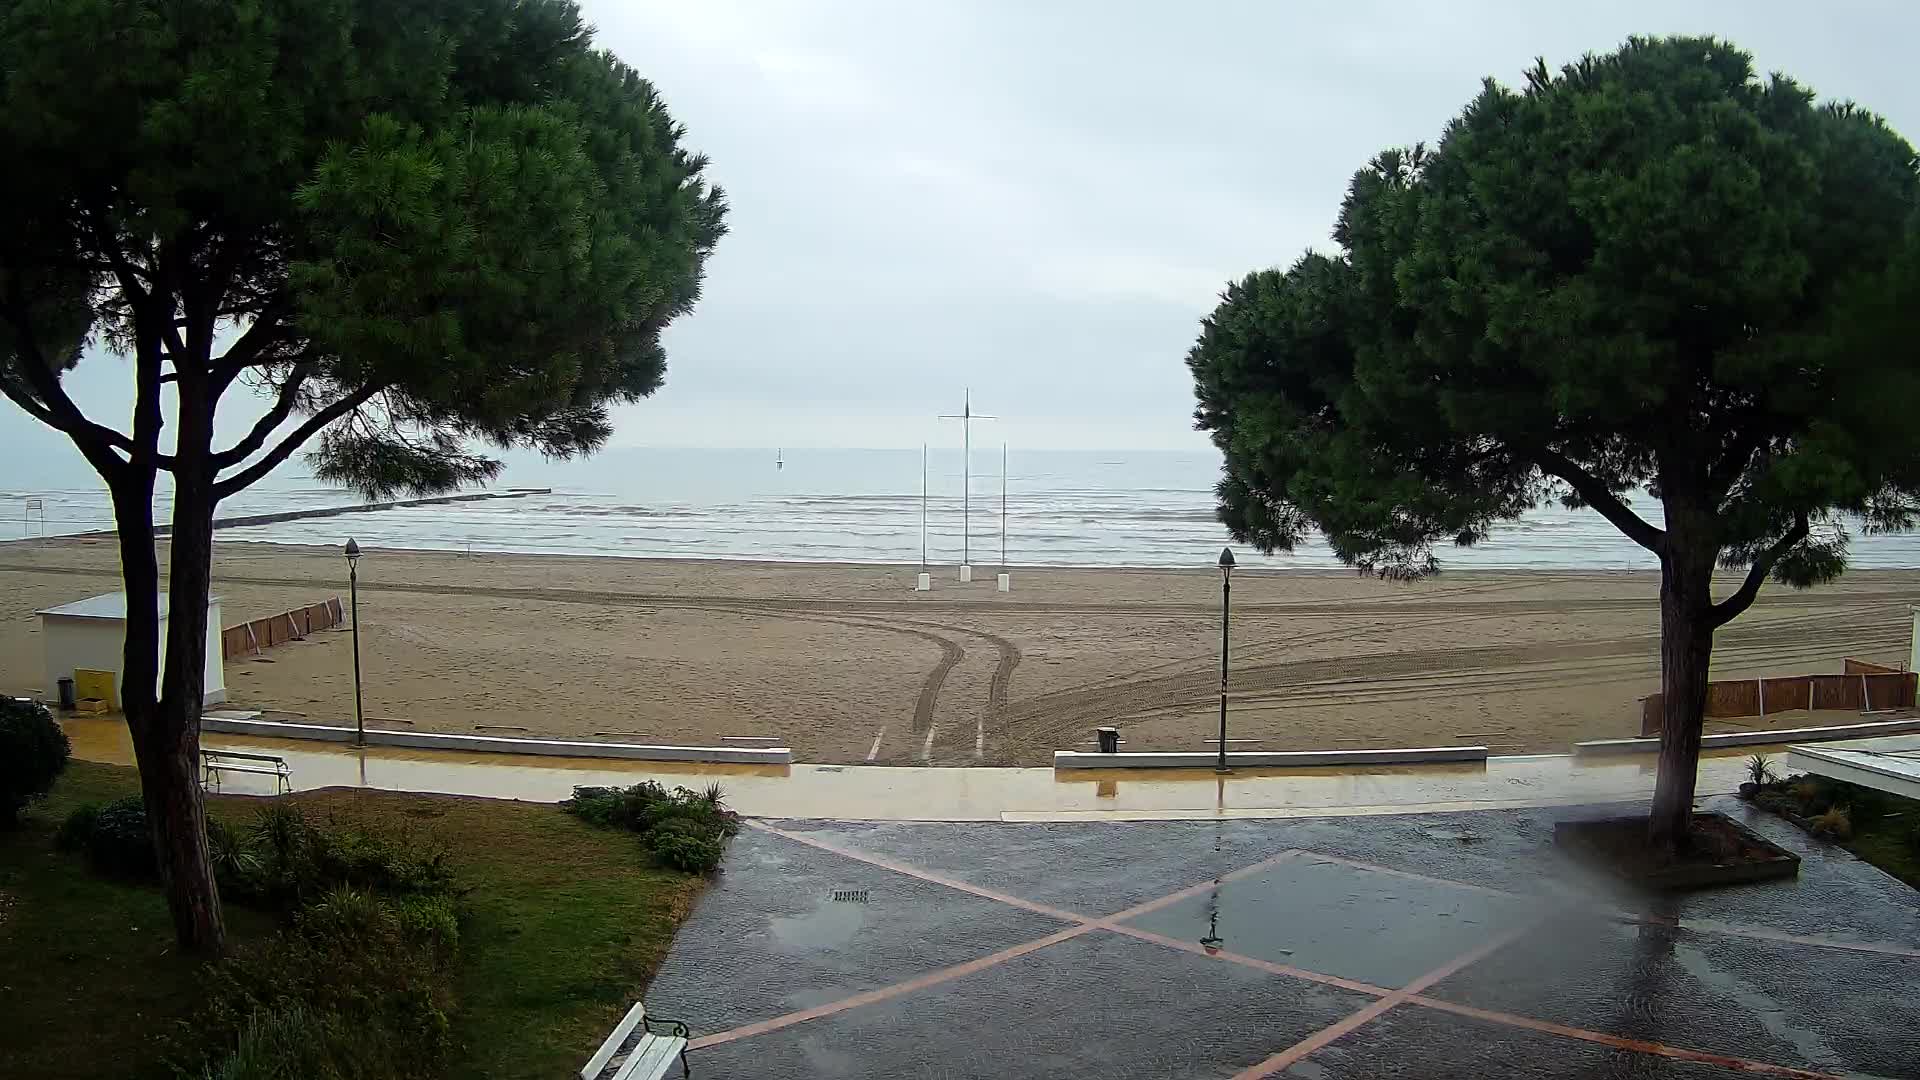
[646,797,1920,1079]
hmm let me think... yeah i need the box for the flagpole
[939,390,995,580]
[1000,442,1007,569]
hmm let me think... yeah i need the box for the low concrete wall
[1576,716,1920,757]
[1053,745,1488,770]
[198,715,792,764]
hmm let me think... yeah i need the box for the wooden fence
[221,598,345,660]
[1638,658,1916,735]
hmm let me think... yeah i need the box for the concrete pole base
[915,572,931,591]
[959,564,973,583]
[996,573,1011,592]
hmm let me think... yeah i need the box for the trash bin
[1096,726,1120,754]
[57,676,76,711]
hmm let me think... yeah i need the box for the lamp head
[1217,546,1235,576]
[344,537,361,565]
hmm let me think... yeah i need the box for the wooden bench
[581,1001,691,1080]
[201,749,291,794]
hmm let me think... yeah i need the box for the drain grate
[831,889,870,904]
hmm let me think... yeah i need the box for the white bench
[201,749,291,794]
[581,1001,691,1080]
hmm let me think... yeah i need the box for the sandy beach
[2,537,1915,766]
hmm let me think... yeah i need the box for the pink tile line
[686,923,1094,1050]
[1229,921,1538,1079]
[694,821,1895,1075]
[1300,850,1920,958]
[745,821,1302,929]
[1406,997,1845,1079]
[1107,924,1393,999]
[690,824,1303,1050]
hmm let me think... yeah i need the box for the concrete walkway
[68,716,1768,822]
[648,800,1920,1078]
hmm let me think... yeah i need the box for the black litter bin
[1096,726,1120,754]
[57,676,76,711]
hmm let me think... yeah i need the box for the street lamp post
[1216,546,1234,773]
[345,538,364,747]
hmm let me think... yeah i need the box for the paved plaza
[646,796,1920,1078]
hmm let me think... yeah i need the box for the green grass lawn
[0,762,706,1080]
[1840,812,1920,889]
[1748,771,1920,890]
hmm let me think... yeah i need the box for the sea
[7,446,1920,571]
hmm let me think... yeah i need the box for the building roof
[1787,734,1920,802]
[36,591,220,621]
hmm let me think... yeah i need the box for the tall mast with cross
[939,389,995,571]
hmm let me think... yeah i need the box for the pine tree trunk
[108,468,223,951]
[151,376,227,953]
[131,692,223,951]
[1647,522,1717,854]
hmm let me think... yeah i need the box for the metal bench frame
[201,749,291,794]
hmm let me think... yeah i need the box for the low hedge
[0,697,70,826]
[562,781,740,873]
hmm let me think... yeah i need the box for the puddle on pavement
[769,893,869,951]
[1124,858,1540,988]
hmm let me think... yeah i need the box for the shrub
[252,803,308,863]
[201,1005,334,1080]
[208,819,262,890]
[392,894,460,954]
[0,697,70,826]
[242,805,455,909]
[87,795,158,878]
[306,819,454,898]
[296,886,390,945]
[292,887,459,958]
[188,869,460,1079]
[1811,805,1853,841]
[564,781,740,873]
[562,781,671,831]
[1790,779,1829,814]
[192,922,454,1080]
[1744,754,1777,788]
[646,817,728,874]
[56,803,101,852]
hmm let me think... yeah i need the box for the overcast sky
[9,0,1920,475]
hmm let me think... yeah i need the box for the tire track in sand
[992,605,1911,755]
[877,618,1023,762]
[707,605,962,761]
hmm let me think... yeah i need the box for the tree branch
[0,292,137,472]
[208,303,290,397]
[162,323,190,362]
[211,363,313,468]
[1531,447,1665,554]
[83,205,150,302]
[212,383,383,500]
[1707,428,1769,500]
[1708,516,1810,629]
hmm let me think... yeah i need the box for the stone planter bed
[1553,812,1801,890]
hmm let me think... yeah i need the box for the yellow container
[73,669,117,711]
